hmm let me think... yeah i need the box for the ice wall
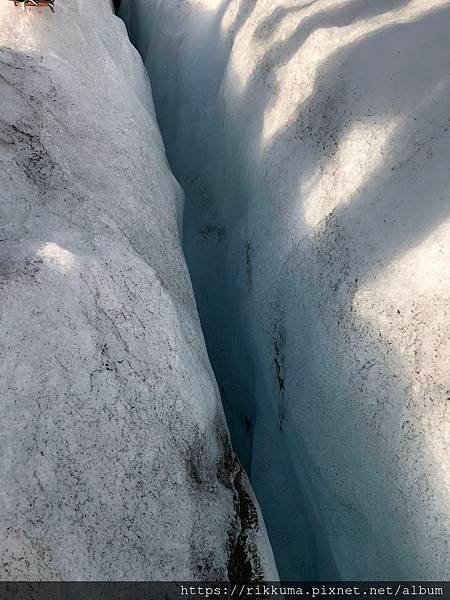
[0,0,276,580]
[120,0,450,580]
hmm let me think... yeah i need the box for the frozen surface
[0,0,276,580]
[121,0,450,580]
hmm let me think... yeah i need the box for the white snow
[0,0,276,580]
[121,0,450,580]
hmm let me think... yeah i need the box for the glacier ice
[0,0,277,580]
[120,0,450,580]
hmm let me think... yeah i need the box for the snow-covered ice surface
[120,0,450,580]
[0,0,277,580]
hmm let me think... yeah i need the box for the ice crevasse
[0,0,277,580]
[120,0,450,580]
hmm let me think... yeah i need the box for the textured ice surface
[121,0,450,580]
[0,0,276,580]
